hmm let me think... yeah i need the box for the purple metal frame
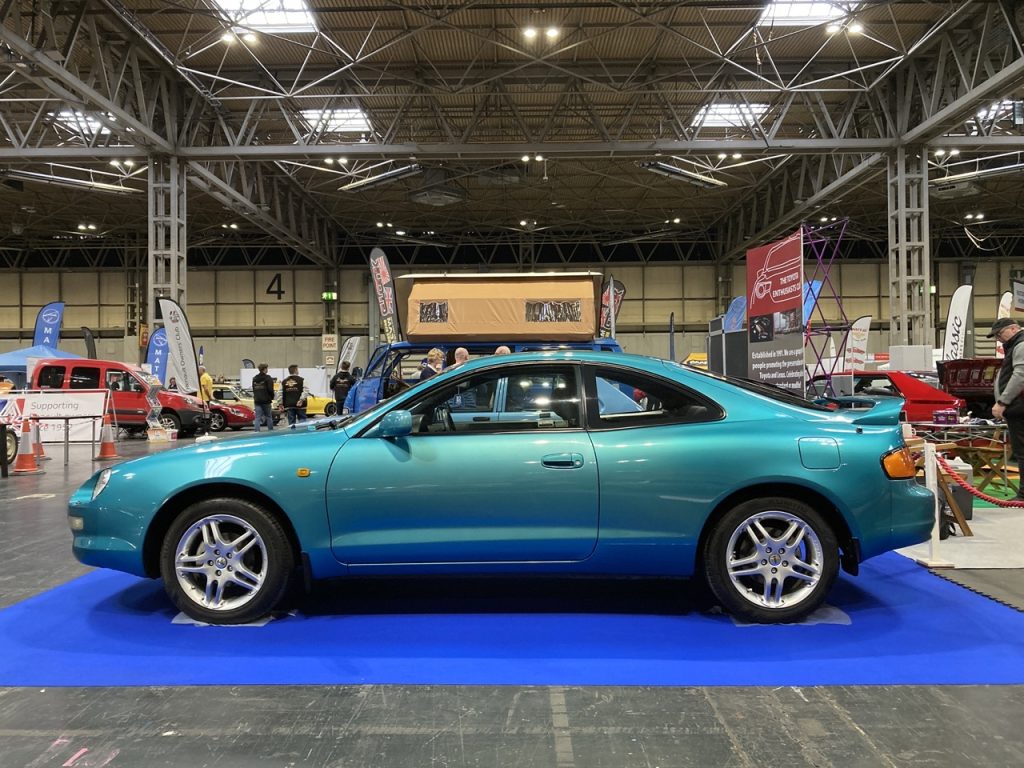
[802,219,855,396]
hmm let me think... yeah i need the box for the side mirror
[379,410,412,438]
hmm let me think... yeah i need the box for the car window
[70,366,101,389]
[125,374,147,393]
[399,364,582,434]
[586,366,722,428]
[37,365,65,389]
[106,371,126,391]
[854,376,898,397]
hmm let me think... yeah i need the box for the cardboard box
[397,273,603,341]
[147,427,170,442]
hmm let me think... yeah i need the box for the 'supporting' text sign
[0,390,108,442]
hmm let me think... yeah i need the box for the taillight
[882,447,917,479]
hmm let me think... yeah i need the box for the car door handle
[472,416,491,422]
[541,452,584,469]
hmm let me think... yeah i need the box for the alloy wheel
[172,513,268,613]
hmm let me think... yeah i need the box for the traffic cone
[31,419,50,461]
[94,412,121,461]
[12,419,44,475]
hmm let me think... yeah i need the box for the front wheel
[703,497,838,624]
[324,401,338,417]
[159,411,181,432]
[208,411,227,432]
[159,498,294,624]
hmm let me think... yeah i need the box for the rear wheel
[704,497,838,624]
[159,497,294,624]
[4,425,17,465]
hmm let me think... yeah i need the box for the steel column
[147,157,187,329]
[887,148,932,346]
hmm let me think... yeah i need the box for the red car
[808,370,964,422]
[206,400,256,432]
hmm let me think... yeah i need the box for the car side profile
[69,352,933,626]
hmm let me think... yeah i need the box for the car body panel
[69,351,934,595]
[212,386,283,424]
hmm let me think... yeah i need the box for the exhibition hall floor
[1,436,1022,766]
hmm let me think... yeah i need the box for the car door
[326,362,599,565]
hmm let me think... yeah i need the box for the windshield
[665,361,833,412]
[136,372,162,388]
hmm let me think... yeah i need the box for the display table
[910,422,1018,495]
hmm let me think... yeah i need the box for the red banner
[746,231,804,392]
[369,247,402,344]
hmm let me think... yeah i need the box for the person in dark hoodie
[989,317,1024,499]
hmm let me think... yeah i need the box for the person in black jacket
[251,363,275,432]
[989,318,1024,498]
[329,361,355,412]
[281,364,306,428]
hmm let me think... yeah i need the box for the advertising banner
[81,326,97,359]
[369,247,402,344]
[0,389,107,442]
[942,284,973,361]
[723,296,746,332]
[668,312,676,361]
[598,276,626,338]
[996,290,1013,358]
[157,299,200,393]
[146,327,169,384]
[339,337,360,368]
[746,230,805,392]
[33,301,64,348]
[846,315,872,369]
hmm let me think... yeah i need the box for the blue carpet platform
[1,552,1022,687]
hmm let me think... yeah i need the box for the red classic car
[808,370,965,422]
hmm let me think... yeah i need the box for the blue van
[344,338,623,414]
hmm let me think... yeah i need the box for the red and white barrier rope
[932,452,1024,508]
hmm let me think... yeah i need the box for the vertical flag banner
[599,276,626,338]
[996,291,1013,358]
[146,327,169,384]
[339,337,361,368]
[746,230,804,392]
[723,295,747,332]
[81,326,97,359]
[846,315,872,370]
[1012,281,1024,312]
[942,284,973,361]
[33,302,64,348]
[369,247,402,344]
[198,345,205,366]
[241,359,256,369]
[668,312,676,361]
[157,299,200,393]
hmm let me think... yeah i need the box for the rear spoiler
[818,396,905,426]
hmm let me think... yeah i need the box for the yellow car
[272,387,340,417]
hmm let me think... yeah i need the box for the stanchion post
[915,442,954,568]
[64,416,70,466]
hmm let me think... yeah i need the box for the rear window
[667,362,833,412]
[36,365,66,389]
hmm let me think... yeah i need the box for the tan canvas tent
[396,272,604,342]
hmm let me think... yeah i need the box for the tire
[159,411,181,432]
[703,497,839,624]
[159,497,294,624]
[208,411,227,432]
[4,426,17,465]
[229,426,242,431]
[324,401,338,417]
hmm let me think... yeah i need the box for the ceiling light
[520,219,528,227]
[521,154,530,163]
[395,230,406,236]
[324,158,334,164]
[221,32,234,43]
[673,217,681,224]
[976,213,985,220]
[524,27,537,39]
[339,164,422,192]
[87,224,97,230]
[545,27,559,40]
[338,157,348,164]
[965,214,974,220]
[934,149,946,156]
[243,32,258,44]
[386,222,393,228]
[717,153,727,159]
[376,222,384,228]
[640,161,728,189]
[820,216,829,222]
[534,154,544,162]
[849,21,864,34]
[949,149,960,157]
[229,223,238,230]
[825,23,841,35]
[731,153,742,159]
[77,224,86,230]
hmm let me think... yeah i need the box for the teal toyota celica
[69,351,934,625]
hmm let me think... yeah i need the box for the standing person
[418,348,444,381]
[329,361,355,412]
[198,366,214,402]
[281,364,305,428]
[251,363,275,432]
[989,318,1024,498]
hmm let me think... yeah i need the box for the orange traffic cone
[94,412,121,461]
[31,419,50,461]
[12,418,44,475]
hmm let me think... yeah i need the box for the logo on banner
[41,309,60,325]
[153,333,166,347]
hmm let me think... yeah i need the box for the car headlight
[92,468,112,500]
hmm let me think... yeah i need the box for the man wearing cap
[989,317,1024,490]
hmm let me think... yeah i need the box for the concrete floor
[1,434,1023,768]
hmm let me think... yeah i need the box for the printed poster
[746,231,804,392]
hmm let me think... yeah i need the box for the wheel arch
[695,482,858,577]
[142,482,302,578]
